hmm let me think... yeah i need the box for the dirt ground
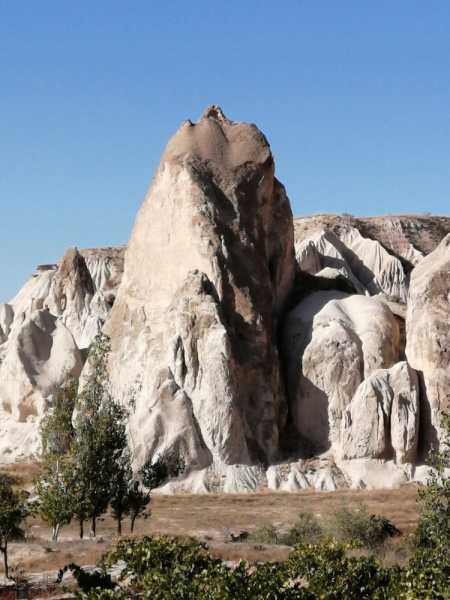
[0,461,422,583]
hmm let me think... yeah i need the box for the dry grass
[0,482,422,582]
[0,461,42,490]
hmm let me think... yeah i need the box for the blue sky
[1,1,450,301]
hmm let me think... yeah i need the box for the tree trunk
[79,518,84,540]
[130,513,136,534]
[52,523,60,542]
[118,515,122,535]
[3,540,8,580]
[90,517,96,538]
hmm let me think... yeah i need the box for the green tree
[110,450,185,535]
[127,480,150,534]
[34,381,77,541]
[131,450,184,534]
[412,410,450,575]
[69,333,129,539]
[0,475,31,579]
[109,451,134,535]
[140,450,185,492]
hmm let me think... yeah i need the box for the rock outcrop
[104,106,295,482]
[282,291,402,455]
[406,234,450,455]
[341,361,419,464]
[1,107,450,492]
[295,220,409,302]
[0,309,83,421]
[0,245,126,459]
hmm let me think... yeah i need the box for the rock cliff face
[406,234,450,456]
[1,108,450,492]
[282,292,402,455]
[104,106,295,484]
[0,245,125,460]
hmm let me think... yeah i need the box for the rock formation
[1,107,450,492]
[282,291,402,454]
[406,234,450,455]
[0,245,125,459]
[104,106,295,485]
[341,362,419,464]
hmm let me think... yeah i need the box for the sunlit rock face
[104,105,295,483]
[282,291,402,453]
[406,234,450,456]
[0,309,83,421]
[293,213,450,303]
[2,107,450,493]
[0,245,125,461]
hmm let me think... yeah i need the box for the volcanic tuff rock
[0,245,125,460]
[1,107,450,492]
[282,291,402,454]
[104,105,295,484]
[406,234,450,456]
[341,361,419,465]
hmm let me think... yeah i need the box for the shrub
[326,501,399,551]
[250,522,281,545]
[282,507,323,546]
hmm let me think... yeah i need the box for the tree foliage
[34,380,77,541]
[34,333,185,541]
[0,474,31,579]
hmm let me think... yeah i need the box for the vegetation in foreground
[2,336,450,596]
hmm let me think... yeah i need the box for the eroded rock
[406,234,450,454]
[283,291,401,454]
[0,310,83,421]
[104,106,295,481]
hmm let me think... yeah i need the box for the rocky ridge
[1,107,449,493]
[0,246,125,458]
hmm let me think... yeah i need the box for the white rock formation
[0,309,83,422]
[341,361,419,464]
[104,106,295,484]
[79,246,125,297]
[0,303,14,344]
[2,108,450,492]
[406,234,450,453]
[0,246,125,461]
[282,291,402,454]
[295,226,408,301]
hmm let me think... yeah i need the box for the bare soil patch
[0,480,421,583]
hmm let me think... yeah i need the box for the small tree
[126,450,185,534]
[140,451,185,492]
[34,381,77,541]
[109,451,134,535]
[34,461,74,542]
[69,333,129,538]
[414,410,450,567]
[127,481,150,534]
[0,475,31,579]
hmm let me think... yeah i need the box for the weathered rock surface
[342,361,419,464]
[79,246,126,297]
[104,106,295,482]
[406,234,450,454]
[0,309,83,422]
[0,245,125,459]
[295,222,409,301]
[282,291,402,454]
[1,107,450,492]
[294,214,450,303]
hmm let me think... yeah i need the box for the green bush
[282,507,324,546]
[326,502,399,551]
[104,535,306,599]
[250,522,281,545]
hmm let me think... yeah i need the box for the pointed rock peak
[199,105,228,122]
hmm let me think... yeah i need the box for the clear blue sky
[1,1,450,302]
